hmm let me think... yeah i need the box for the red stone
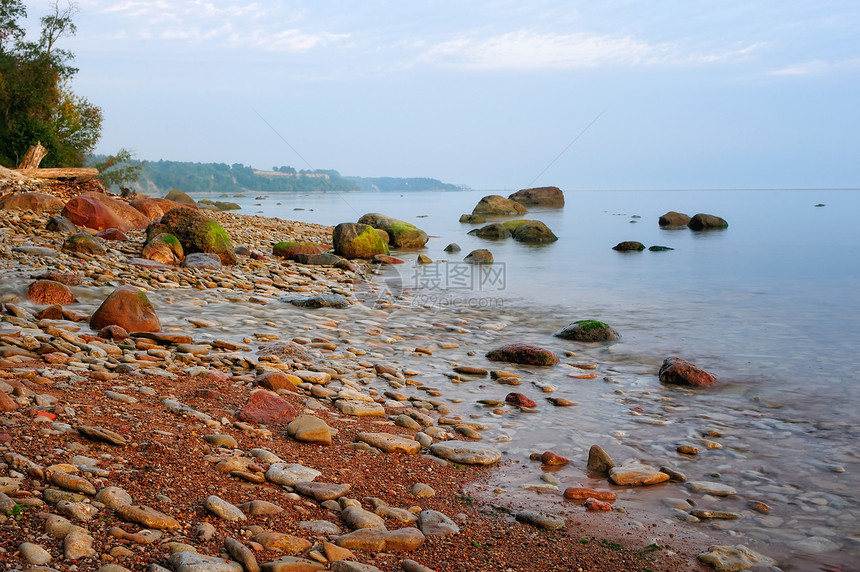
[237,390,298,425]
[584,498,613,511]
[33,411,56,421]
[563,487,617,502]
[27,280,74,305]
[255,371,298,392]
[0,191,65,213]
[0,391,17,412]
[131,198,197,221]
[98,325,130,340]
[206,370,231,383]
[540,451,570,465]
[90,285,161,333]
[658,357,717,387]
[272,242,327,260]
[505,392,537,408]
[372,254,405,264]
[62,195,130,231]
[96,228,129,241]
[35,305,65,320]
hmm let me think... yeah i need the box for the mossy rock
[332,223,390,259]
[555,320,620,342]
[612,241,645,252]
[357,213,428,248]
[486,343,559,366]
[470,223,511,240]
[648,245,674,252]
[512,221,558,243]
[148,208,238,265]
[62,232,106,256]
[687,213,728,230]
[464,249,493,265]
[502,219,533,232]
[272,241,327,260]
[142,233,184,266]
[164,189,196,206]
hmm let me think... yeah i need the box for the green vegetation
[574,320,611,331]
[0,0,103,167]
[91,148,145,190]
[346,176,462,192]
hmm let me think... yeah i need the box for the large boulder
[273,242,328,260]
[62,232,107,256]
[141,233,184,266]
[79,192,149,230]
[357,213,428,248]
[658,357,717,387]
[147,208,238,265]
[688,213,728,230]
[486,343,559,366]
[62,195,130,232]
[510,221,557,243]
[90,285,161,333]
[164,189,197,205]
[658,211,691,227]
[332,223,389,259]
[472,195,527,216]
[0,191,65,213]
[470,223,510,240]
[131,197,197,221]
[555,320,620,342]
[508,186,564,207]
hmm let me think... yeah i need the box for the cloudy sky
[22,0,860,189]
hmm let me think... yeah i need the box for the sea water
[198,187,860,568]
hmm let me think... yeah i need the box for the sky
[20,0,860,190]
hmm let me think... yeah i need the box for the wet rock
[505,392,537,408]
[686,481,736,496]
[458,214,485,224]
[287,294,349,309]
[62,232,107,255]
[332,223,389,259]
[356,432,420,454]
[287,415,333,445]
[470,223,511,240]
[688,213,728,230]
[658,357,717,387]
[584,498,613,511]
[472,195,527,216]
[429,441,501,465]
[358,213,429,248]
[510,220,558,243]
[688,509,742,520]
[697,544,776,571]
[612,241,645,252]
[443,243,461,252]
[256,371,301,392]
[658,211,691,227]
[46,214,77,233]
[514,509,565,530]
[27,280,74,305]
[563,487,617,501]
[141,233,184,266]
[90,285,161,333]
[486,343,559,366]
[258,341,314,363]
[539,451,569,465]
[609,463,669,486]
[648,245,674,251]
[372,253,405,264]
[508,186,564,207]
[463,249,493,265]
[555,319,620,342]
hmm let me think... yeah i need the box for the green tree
[90,148,143,190]
[0,0,98,167]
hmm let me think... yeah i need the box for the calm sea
[200,187,860,568]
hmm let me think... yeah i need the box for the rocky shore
[0,182,770,571]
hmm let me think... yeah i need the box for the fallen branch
[14,168,99,181]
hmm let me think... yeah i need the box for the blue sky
[22,0,860,190]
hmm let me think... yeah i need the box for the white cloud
[769,58,860,76]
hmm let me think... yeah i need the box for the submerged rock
[470,223,511,240]
[612,241,645,252]
[429,441,501,465]
[688,213,728,230]
[357,213,428,248]
[554,320,620,342]
[658,211,691,227]
[471,195,527,216]
[697,544,777,571]
[658,357,717,387]
[486,343,559,366]
[508,186,564,207]
[463,249,493,265]
[458,214,486,224]
[510,220,558,243]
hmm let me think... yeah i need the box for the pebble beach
[0,180,838,572]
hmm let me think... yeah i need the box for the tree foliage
[90,148,144,190]
[0,0,100,167]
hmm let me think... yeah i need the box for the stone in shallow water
[697,544,776,571]
[686,481,736,496]
[286,294,349,309]
[486,343,558,366]
[586,444,614,473]
[515,509,565,530]
[429,441,501,465]
[608,463,669,486]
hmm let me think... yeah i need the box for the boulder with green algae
[511,220,558,243]
[555,320,620,342]
[612,241,645,252]
[62,232,106,256]
[272,241,328,260]
[470,223,511,240]
[357,213,428,248]
[332,223,389,259]
[142,233,184,266]
[147,208,238,265]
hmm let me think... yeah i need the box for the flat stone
[115,504,181,530]
[50,471,96,495]
[689,509,743,520]
[287,415,332,445]
[169,551,244,572]
[75,424,126,446]
[335,528,425,551]
[356,432,420,454]
[253,531,313,553]
[294,481,351,501]
[686,481,736,496]
[563,487,617,502]
[429,441,501,465]
[697,544,777,571]
[205,495,246,521]
[260,556,326,572]
[418,510,459,536]
[335,400,386,417]
[237,390,298,425]
[609,463,669,486]
[266,463,321,487]
[202,434,239,448]
[239,500,284,516]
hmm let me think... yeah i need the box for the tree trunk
[14,168,99,181]
[17,143,48,169]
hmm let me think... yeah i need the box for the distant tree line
[346,176,462,192]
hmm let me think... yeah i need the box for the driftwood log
[17,143,48,169]
[14,168,99,181]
